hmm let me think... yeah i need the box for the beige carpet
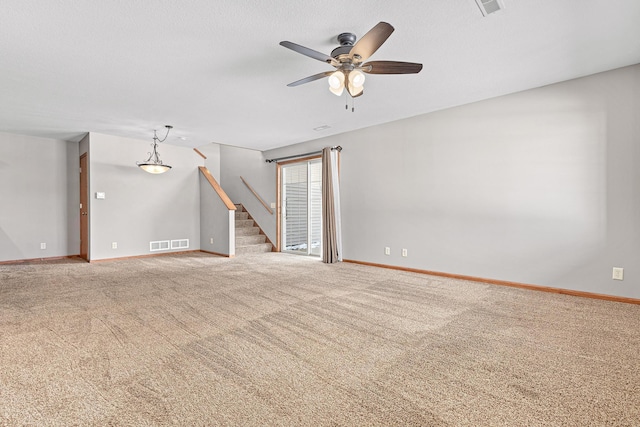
[1,252,639,426]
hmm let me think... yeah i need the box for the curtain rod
[265,146,342,163]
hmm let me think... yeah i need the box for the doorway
[79,154,88,260]
[279,158,322,256]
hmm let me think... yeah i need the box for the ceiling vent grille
[475,0,503,16]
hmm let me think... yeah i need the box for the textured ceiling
[1,0,640,151]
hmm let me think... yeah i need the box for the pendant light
[137,125,173,174]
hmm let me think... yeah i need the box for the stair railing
[199,166,236,257]
[200,167,236,210]
[240,176,273,215]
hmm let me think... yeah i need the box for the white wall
[0,132,79,262]
[263,64,640,299]
[87,133,201,260]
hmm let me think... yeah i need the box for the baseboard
[1,250,234,265]
[0,255,82,265]
[200,250,234,258]
[343,259,640,306]
[89,250,203,263]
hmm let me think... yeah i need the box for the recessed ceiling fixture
[475,0,503,16]
[137,125,173,174]
[280,22,422,109]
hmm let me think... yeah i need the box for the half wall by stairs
[235,204,273,255]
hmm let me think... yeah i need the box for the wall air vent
[150,240,170,251]
[171,239,189,249]
[475,0,503,16]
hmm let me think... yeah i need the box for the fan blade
[287,71,334,87]
[349,22,394,63]
[361,61,423,74]
[280,41,339,67]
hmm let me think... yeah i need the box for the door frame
[275,155,321,253]
[79,153,89,260]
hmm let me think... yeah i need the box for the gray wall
[263,64,640,299]
[199,171,234,255]
[0,132,79,262]
[2,64,638,299]
[87,133,201,260]
[219,145,277,243]
[199,143,221,183]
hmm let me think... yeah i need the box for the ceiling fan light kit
[328,70,345,96]
[347,70,365,96]
[280,22,422,105]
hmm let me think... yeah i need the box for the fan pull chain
[343,93,356,112]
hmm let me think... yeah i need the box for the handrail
[193,148,207,159]
[240,176,273,215]
[198,167,236,211]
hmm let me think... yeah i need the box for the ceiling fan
[280,22,422,99]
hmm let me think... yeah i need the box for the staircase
[235,204,273,255]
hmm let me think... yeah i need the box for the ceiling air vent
[475,0,503,16]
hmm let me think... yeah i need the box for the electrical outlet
[612,267,624,281]
[402,248,408,257]
[384,247,391,255]
[112,242,118,249]
[40,243,46,250]
[210,238,214,244]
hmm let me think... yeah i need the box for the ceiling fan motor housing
[331,32,357,59]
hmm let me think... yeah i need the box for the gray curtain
[322,147,342,263]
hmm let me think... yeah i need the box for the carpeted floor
[0,252,639,426]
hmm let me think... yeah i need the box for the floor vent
[171,239,189,249]
[475,0,502,16]
[150,240,170,251]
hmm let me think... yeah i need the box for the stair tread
[236,235,266,243]
[232,204,272,255]
[236,239,266,246]
[235,243,272,254]
[236,227,260,236]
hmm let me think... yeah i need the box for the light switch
[95,192,106,199]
